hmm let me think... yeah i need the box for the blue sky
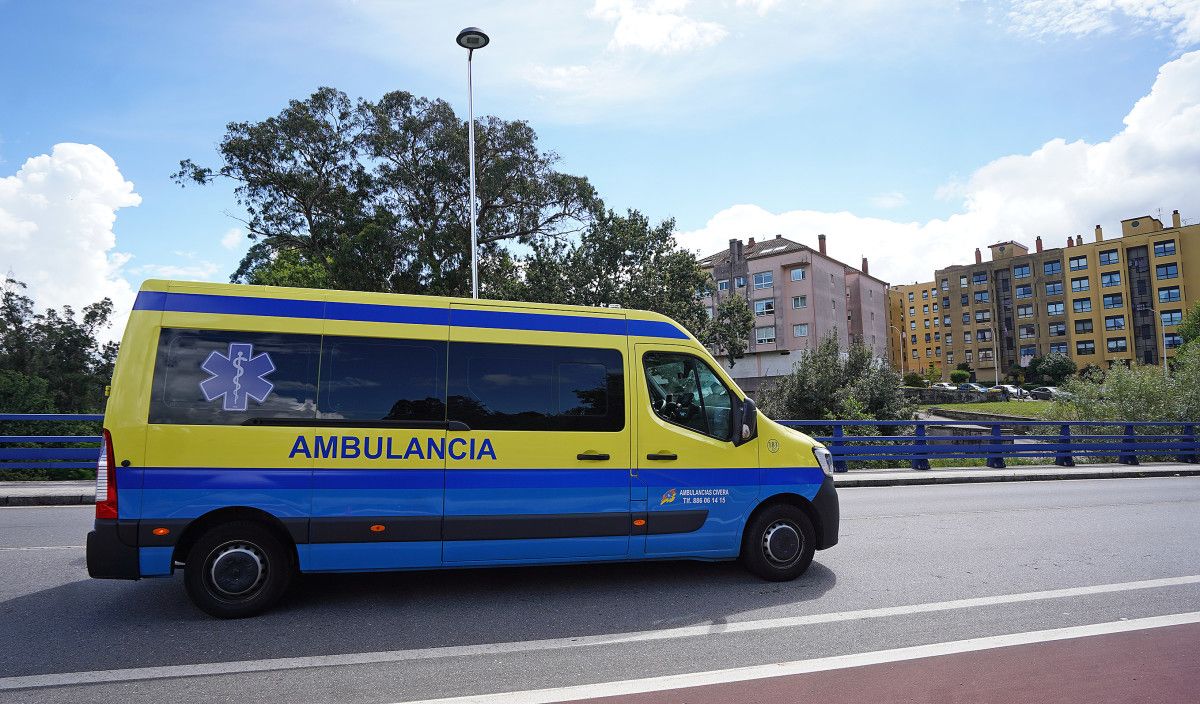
[1,0,1198,327]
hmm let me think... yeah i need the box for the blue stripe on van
[132,291,688,339]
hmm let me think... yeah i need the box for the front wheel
[741,504,816,582]
[184,521,293,618]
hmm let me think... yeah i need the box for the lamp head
[457,27,489,50]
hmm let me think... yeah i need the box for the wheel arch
[741,492,823,554]
[172,506,300,568]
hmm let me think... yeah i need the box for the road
[1,477,1198,703]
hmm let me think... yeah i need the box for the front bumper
[811,474,840,550]
[86,519,140,580]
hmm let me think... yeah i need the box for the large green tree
[175,87,600,296]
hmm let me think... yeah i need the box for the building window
[1017,304,1033,318]
[1159,286,1181,303]
[941,279,949,291]
[910,321,917,330]
[909,306,916,316]
[979,349,994,361]
[1043,261,1062,276]
[1015,285,1032,299]
[1045,281,1063,296]
[1107,337,1128,353]
[947,351,955,364]
[942,296,950,308]
[959,294,968,306]
[922,290,929,299]
[1046,302,1065,316]
[753,272,773,289]
[1105,315,1126,331]
[790,267,806,281]
[1071,277,1089,292]
[1076,340,1095,355]
[973,291,989,303]
[925,333,932,342]
[1162,310,1183,326]
[934,332,941,341]
[1156,263,1179,280]
[793,323,809,337]
[1019,325,1036,339]
[1069,256,1087,271]
[755,326,776,344]
[1153,240,1176,257]
[1049,322,1066,336]
[923,304,930,314]
[717,279,729,291]
[1166,333,1183,349]
[792,295,807,309]
[924,319,931,329]
[979,329,995,342]
[972,272,987,285]
[959,275,968,288]
[1073,298,1093,313]
[1103,294,1123,309]
[912,349,919,359]
[1013,264,1030,279]
[907,291,915,301]
[964,331,973,343]
[1099,250,1119,266]
[1020,344,1037,358]
[1049,343,1068,355]
[1075,320,1093,334]
[735,276,746,288]
[926,348,932,358]
[932,302,939,312]
[911,334,918,344]
[1101,271,1121,287]
[935,347,942,357]
[943,315,952,326]
[753,299,775,316]
[974,310,991,323]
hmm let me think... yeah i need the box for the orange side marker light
[370,524,386,533]
[632,519,646,527]
[151,527,170,536]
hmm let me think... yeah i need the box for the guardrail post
[911,423,930,471]
[831,424,848,473]
[1055,424,1075,467]
[986,424,1005,469]
[1118,424,1139,465]
[1178,424,1198,464]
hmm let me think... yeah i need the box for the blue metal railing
[778,420,1200,472]
[0,414,103,472]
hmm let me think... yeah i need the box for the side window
[318,337,446,422]
[149,328,319,425]
[643,352,733,441]
[447,342,624,432]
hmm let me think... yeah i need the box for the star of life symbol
[200,343,276,411]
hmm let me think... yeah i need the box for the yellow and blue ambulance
[86,280,839,617]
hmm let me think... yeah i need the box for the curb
[0,494,95,507]
[834,468,1200,488]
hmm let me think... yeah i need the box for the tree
[174,87,600,296]
[1027,353,1076,385]
[706,295,754,369]
[950,369,970,383]
[760,333,912,423]
[1179,301,1200,350]
[922,363,941,386]
[902,372,926,388]
[1046,345,1200,424]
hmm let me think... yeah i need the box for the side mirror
[733,397,759,446]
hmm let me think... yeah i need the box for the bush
[949,370,970,384]
[902,372,927,388]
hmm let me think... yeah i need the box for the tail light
[95,429,117,519]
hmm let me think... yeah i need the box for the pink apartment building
[699,234,890,395]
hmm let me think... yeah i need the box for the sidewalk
[2,463,1199,505]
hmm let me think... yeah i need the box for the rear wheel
[741,504,816,582]
[183,520,292,618]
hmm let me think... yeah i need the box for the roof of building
[698,235,889,285]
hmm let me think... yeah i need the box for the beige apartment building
[888,281,943,378]
[699,234,889,395]
[920,209,1198,382]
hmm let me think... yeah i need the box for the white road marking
[0,545,84,551]
[1,574,1198,691]
[393,611,1200,704]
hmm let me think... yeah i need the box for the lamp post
[456,27,489,299]
[889,325,905,375]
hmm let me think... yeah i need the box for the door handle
[577,453,610,461]
[646,452,678,461]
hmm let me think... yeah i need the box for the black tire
[183,520,293,618]
[740,504,816,582]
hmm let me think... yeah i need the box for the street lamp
[888,324,905,375]
[456,27,489,299]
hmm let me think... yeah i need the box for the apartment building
[922,209,1197,382]
[699,234,889,395]
[887,281,943,378]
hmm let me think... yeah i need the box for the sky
[1,0,1199,336]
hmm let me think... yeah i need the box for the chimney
[861,257,869,275]
[818,233,827,255]
[1035,235,1043,253]
[1066,237,1073,248]
[728,238,743,263]
[1095,225,1103,242]
[1173,210,1182,228]
[1075,235,1083,246]
[974,247,982,264]
[748,237,756,249]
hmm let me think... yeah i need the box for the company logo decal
[660,488,677,505]
[767,438,780,453]
[200,342,276,411]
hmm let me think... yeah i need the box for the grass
[919,400,1054,418]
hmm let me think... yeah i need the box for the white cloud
[220,227,244,250]
[736,0,781,16]
[1006,0,1200,46]
[870,191,909,209]
[677,50,1200,285]
[590,0,728,54]
[0,143,139,329]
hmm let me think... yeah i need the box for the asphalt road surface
[2,477,1198,703]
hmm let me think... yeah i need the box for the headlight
[813,446,834,477]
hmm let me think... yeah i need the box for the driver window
[643,352,734,441]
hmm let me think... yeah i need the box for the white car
[993,384,1027,398]
[931,382,957,390]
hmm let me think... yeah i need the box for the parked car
[931,382,957,391]
[991,384,1027,398]
[957,383,988,393]
[1029,386,1072,400]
